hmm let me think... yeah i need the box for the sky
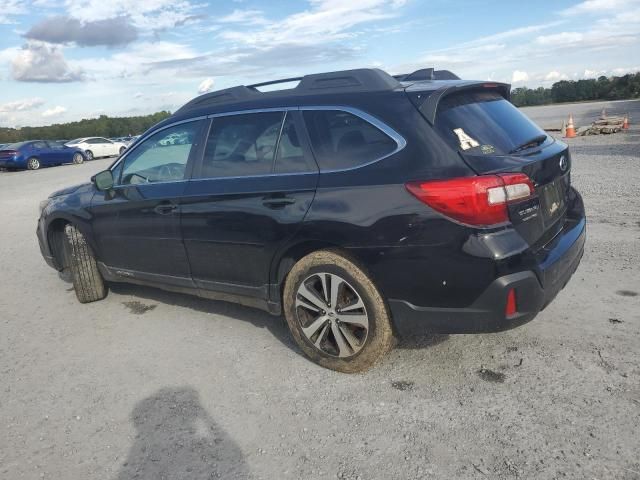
[0,0,638,127]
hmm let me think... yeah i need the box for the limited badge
[453,128,480,150]
[480,144,496,154]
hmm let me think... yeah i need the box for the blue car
[0,140,86,170]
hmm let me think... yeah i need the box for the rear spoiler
[412,82,511,125]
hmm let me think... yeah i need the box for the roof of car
[151,67,510,133]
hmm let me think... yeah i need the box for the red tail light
[405,173,534,226]
[505,288,517,317]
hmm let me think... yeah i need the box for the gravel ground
[1,100,639,480]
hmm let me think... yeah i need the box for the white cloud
[64,0,202,31]
[0,97,45,113]
[42,105,67,118]
[219,0,407,46]
[545,71,569,81]
[219,9,269,25]
[535,31,584,46]
[0,0,26,24]
[197,77,215,94]
[561,0,640,15]
[512,70,529,83]
[11,42,85,82]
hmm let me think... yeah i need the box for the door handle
[262,196,296,209]
[154,202,178,215]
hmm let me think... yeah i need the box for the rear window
[5,142,28,150]
[435,91,547,156]
[303,110,397,170]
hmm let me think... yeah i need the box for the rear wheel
[63,224,107,303]
[283,250,395,373]
[72,153,84,164]
[27,157,40,170]
[85,150,94,160]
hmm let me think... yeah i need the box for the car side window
[32,141,47,149]
[273,113,317,174]
[302,110,397,171]
[197,112,284,179]
[119,121,202,185]
[47,141,63,150]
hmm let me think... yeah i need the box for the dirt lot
[1,100,639,480]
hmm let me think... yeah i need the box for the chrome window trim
[109,105,407,184]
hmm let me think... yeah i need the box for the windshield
[435,91,548,156]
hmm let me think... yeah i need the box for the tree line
[0,111,171,144]
[511,72,640,107]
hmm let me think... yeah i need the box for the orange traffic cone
[565,114,576,138]
[622,114,629,129]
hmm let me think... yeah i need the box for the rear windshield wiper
[509,134,547,154]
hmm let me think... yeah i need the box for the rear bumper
[389,214,586,335]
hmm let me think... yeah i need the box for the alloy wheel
[73,153,83,164]
[295,272,369,358]
[85,150,93,160]
[28,158,40,170]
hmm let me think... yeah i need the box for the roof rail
[174,68,402,115]
[394,68,461,82]
[248,77,303,90]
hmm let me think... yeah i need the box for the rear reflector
[506,288,517,317]
[405,173,534,227]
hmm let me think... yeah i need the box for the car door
[90,119,207,287]
[91,138,107,156]
[180,110,319,300]
[45,141,66,164]
[101,138,118,156]
[30,141,53,165]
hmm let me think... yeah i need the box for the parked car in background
[0,140,85,170]
[65,137,127,160]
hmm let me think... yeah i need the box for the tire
[63,224,107,303]
[72,153,84,165]
[119,146,126,155]
[283,250,395,373]
[27,157,40,170]
[85,150,94,160]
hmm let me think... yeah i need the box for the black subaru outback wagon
[37,68,586,372]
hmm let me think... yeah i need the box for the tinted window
[119,121,202,185]
[6,142,28,150]
[303,110,396,170]
[47,141,63,149]
[435,91,547,155]
[198,112,283,179]
[32,141,47,149]
[274,113,316,174]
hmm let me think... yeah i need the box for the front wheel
[63,224,107,303]
[85,150,94,160]
[283,250,395,373]
[27,157,40,170]
[72,153,84,164]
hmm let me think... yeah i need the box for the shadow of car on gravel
[115,387,249,480]
[107,282,448,355]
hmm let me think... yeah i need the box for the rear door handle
[154,202,178,215]
[262,196,296,209]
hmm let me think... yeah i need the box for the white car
[65,137,128,160]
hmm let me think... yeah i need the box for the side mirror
[93,170,114,191]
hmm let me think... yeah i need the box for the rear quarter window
[435,91,547,156]
[303,110,397,171]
